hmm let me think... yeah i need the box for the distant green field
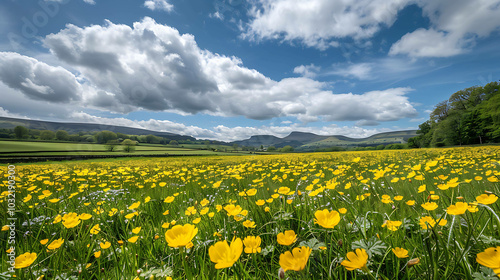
[0,141,248,162]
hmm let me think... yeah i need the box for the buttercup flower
[446,202,468,215]
[279,246,312,272]
[277,230,297,246]
[314,209,341,229]
[476,194,498,205]
[209,237,243,269]
[243,236,262,254]
[392,247,409,258]
[476,246,500,276]
[15,252,37,269]
[165,224,198,248]
[62,212,81,229]
[341,248,368,271]
[47,238,64,250]
[382,220,402,231]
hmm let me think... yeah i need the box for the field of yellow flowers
[1,146,500,279]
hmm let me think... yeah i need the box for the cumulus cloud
[144,0,173,12]
[37,17,417,123]
[243,0,409,49]
[0,106,29,119]
[0,52,82,103]
[390,0,500,57]
[293,64,320,78]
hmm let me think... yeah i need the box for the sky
[0,0,499,142]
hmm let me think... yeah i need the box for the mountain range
[0,116,417,149]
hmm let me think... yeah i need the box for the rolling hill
[0,117,195,141]
[233,130,417,151]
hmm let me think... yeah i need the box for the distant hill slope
[0,117,195,141]
[233,130,417,150]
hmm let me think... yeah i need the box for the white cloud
[390,0,500,57]
[293,64,320,78]
[68,112,393,142]
[83,0,95,4]
[0,106,29,119]
[37,18,417,123]
[243,0,410,49]
[144,0,173,12]
[330,63,373,80]
[0,52,82,103]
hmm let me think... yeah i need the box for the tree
[267,146,277,152]
[122,139,136,153]
[279,145,294,152]
[55,130,69,141]
[169,140,179,146]
[95,131,118,144]
[14,126,28,139]
[146,134,160,144]
[40,130,55,140]
[105,140,120,152]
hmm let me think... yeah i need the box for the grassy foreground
[1,147,500,279]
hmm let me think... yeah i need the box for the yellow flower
[94,251,101,258]
[209,237,243,269]
[418,185,426,193]
[100,241,111,249]
[224,204,243,216]
[446,202,468,215]
[185,206,197,216]
[406,200,416,206]
[165,224,198,248]
[277,230,297,246]
[419,216,436,230]
[164,196,175,203]
[394,195,403,201]
[128,236,139,243]
[193,217,202,224]
[47,238,64,250]
[279,246,312,272]
[132,227,141,234]
[421,202,438,211]
[40,239,49,245]
[79,213,92,220]
[341,248,368,271]
[338,208,347,214]
[255,200,265,206]
[1,225,9,231]
[243,220,256,228]
[243,236,262,254]
[62,212,81,229]
[314,209,340,229]
[382,220,403,231]
[277,187,291,195]
[90,224,101,235]
[476,194,498,205]
[392,247,409,258]
[476,246,500,276]
[15,252,37,269]
[128,201,141,210]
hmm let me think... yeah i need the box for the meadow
[1,146,500,279]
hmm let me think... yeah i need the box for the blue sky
[0,0,499,141]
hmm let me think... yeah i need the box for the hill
[233,130,417,151]
[0,117,195,141]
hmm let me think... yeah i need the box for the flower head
[15,252,37,269]
[446,202,468,215]
[209,237,243,269]
[476,246,500,276]
[243,236,262,254]
[47,238,64,250]
[279,246,312,272]
[392,247,409,258]
[165,224,198,248]
[382,220,402,231]
[277,230,297,246]
[62,212,81,229]
[341,248,368,271]
[314,209,340,229]
[476,194,498,205]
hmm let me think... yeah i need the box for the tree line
[408,81,500,148]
